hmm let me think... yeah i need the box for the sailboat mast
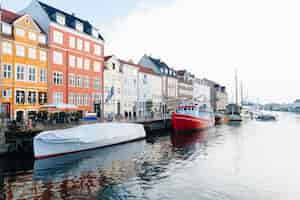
[240,80,243,105]
[235,69,238,105]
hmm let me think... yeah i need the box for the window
[84,41,90,52]
[28,48,36,59]
[77,38,83,51]
[77,75,83,88]
[76,21,83,32]
[94,78,101,89]
[39,92,47,105]
[40,69,47,83]
[69,55,75,67]
[94,61,101,72]
[84,59,90,70]
[28,66,36,82]
[69,73,75,87]
[2,42,12,55]
[3,64,12,79]
[84,95,89,105]
[92,28,98,38]
[53,51,63,65]
[53,30,63,44]
[16,90,25,104]
[16,64,25,81]
[28,91,37,104]
[39,34,46,44]
[40,50,47,61]
[94,44,101,56]
[28,32,37,41]
[53,72,63,85]
[77,95,83,105]
[69,36,75,48]
[16,45,25,57]
[69,93,75,104]
[56,13,65,25]
[84,76,89,88]
[16,28,25,37]
[77,57,83,69]
[2,88,11,98]
[53,92,63,104]
[2,23,12,35]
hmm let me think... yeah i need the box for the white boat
[34,123,146,159]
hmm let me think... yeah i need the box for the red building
[23,1,104,116]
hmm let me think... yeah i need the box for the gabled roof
[139,66,158,76]
[148,56,169,69]
[1,9,20,24]
[104,55,113,62]
[38,1,104,41]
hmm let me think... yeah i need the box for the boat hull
[227,114,242,122]
[172,113,215,132]
[34,123,146,159]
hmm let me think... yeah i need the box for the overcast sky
[3,0,300,104]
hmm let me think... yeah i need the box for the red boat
[172,101,215,132]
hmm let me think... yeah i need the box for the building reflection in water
[3,140,146,200]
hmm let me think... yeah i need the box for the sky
[2,0,300,104]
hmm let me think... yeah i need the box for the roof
[148,56,169,69]
[104,55,113,62]
[1,9,20,23]
[38,1,104,41]
[139,66,158,75]
[119,59,140,68]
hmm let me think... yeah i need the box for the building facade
[215,85,228,111]
[193,78,211,102]
[103,56,122,118]
[0,10,48,120]
[176,70,193,100]
[139,55,178,112]
[138,66,162,117]
[119,60,139,118]
[23,1,104,116]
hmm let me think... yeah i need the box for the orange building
[0,9,48,120]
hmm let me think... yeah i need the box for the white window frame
[16,28,25,37]
[53,92,63,104]
[77,57,83,69]
[94,61,101,72]
[28,31,37,41]
[77,38,83,51]
[2,23,12,35]
[53,51,63,65]
[40,68,47,83]
[39,34,46,44]
[2,64,12,79]
[94,44,102,56]
[84,59,90,70]
[28,48,36,59]
[39,50,47,61]
[15,64,26,81]
[16,45,25,57]
[84,76,89,88]
[77,75,83,88]
[69,55,76,68]
[69,73,76,87]
[76,21,84,32]
[2,42,12,55]
[53,30,63,45]
[2,88,11,98]
[69,36,75,48]
[53,71,63,85]
[84,41,90,52]
[28,66,37,82]
[56,13,66,25]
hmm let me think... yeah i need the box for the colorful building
[0,9,48,120]
[139,55,178,112]
[176,70,194,100]
[23,1,105,116]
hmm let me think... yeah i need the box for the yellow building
[1,9,48,121]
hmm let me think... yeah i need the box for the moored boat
[215,112,229,125]
[34,123,146,159]
[172,101,215,132]
[226,104,242,122]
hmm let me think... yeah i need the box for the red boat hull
[172,113,215,132]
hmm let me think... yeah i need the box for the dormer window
[76,21,84,32]
[92,28,98,38]
[2,23,12,35]
[56,13,65,25]
[39,34,46,44]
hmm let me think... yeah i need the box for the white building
[104,56,122,118]
[138,66,162,117]
[119,60,139,118]
[139,55,178,112]
[193,78,211,103]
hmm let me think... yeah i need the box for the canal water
[1,112,300,200]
